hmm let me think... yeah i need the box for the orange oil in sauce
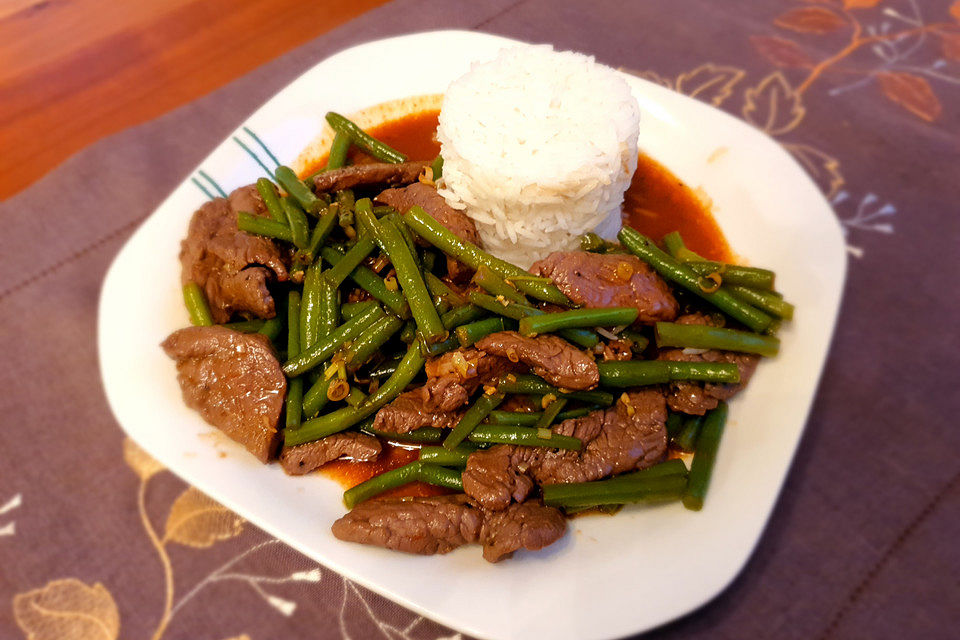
[309,108,729,492]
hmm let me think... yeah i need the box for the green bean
[343,461,462,508]
[618,228,773,332]
[665,412,685,439]
[399,320,417,344]
[283,304,384,377]
[728,285,794,320]
[662,231,702,262]
[280,197,310,249]
[444,392,505,449]
[542,474,687,508]
[419,444,478,467]
[430,155,443,180]
[372,205,394,216]
[182,282,213,326]
[367,358,400,379]
[302,366,333,418]
[258,314,284,342]
[467,292,599,349]
[341,300,378,319]
[484,407,595,426]
[285,291,303,430]
[360,425,445,444]
[619,329,649,353]
[683,402,728,510]
[519,307,638,336]
[275,165,323,214]
[306,204,339,258]
[321,247,409,318]
[336,189,355,214]
[345,386,367,407]
[286,342,425,446]
[403,206,569,306]
[325,112,407,164]
[376,217,446,343]
[326,131,351,170]
[325,237,376,288]
[580,232,606,252]
[545,461,688,503]
[419,306,486,356]
[497,374,615,406]
[319,277,340,337]
[674,416,703,452]
[220,319,265,332]
[473,265,528,304]
[597,361,740,386]
[424,274,467,309]
[354,199,378,239]
[655,322,779,357]
[685,261,776,290]
[535,397,568,431]
[237,212,293,243]
[383,211,420,267]
[344,314,404,372]
[467,425,582,450]
[255,178,287,223]
[299,263,322,351]
[455,317,507,348]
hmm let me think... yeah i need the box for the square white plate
[99,30,845,640]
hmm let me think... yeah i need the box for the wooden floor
[0,0,389,200]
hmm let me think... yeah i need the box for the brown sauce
[309,108,730,492]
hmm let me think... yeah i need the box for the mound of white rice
[436,45,640,268]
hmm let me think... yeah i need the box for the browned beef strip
[603,339,634,362]
[463,390,668,509]
[180,185,289,323]
[376,182,481,247]
[424,348,520,391]
[530,251,678,324]
[331,494,483,555]
[372,377,467,434]
[161,326,286,462]
[376,182,482,280]
[480,502,567,563]
[475,331,599,391]
[312,161,428,194]
[658,313,760,415]
[332,495,565,562]
[279,433,381,476]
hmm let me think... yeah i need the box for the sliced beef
[424,348,519,391]
[372,376,467,434]
[475,331,599,391]
[530,251,677,324]
[602,339,634,362]
[279,433,381,476]
[332,495,566,562]
[463,390,668,509]
[331,494,483,555]
[180,185,288,323]
[312,161,428,194]
[377,182,482,280]
[161,326,286,462]
[480,502,567,563]
[658,313,760,415]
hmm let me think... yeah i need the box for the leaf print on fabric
[675,64,746,106]
[742,72,806,135]
[622,68,674,88]
[13,579,120,640]
[750,36,814,69]
[937,30,960,60]
[783,143,844,199]
[221,636,252,640]
[163,487,244,548]
[876,72,942,122]
[951,1,960,23]
[1,493,20,538]
[775,7,846,34]
[843,0,880,9]
[123,438,164,481]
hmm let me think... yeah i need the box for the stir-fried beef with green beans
[163,112,794,562]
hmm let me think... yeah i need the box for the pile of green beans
[175,113,792,525]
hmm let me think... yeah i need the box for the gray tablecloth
[2,1,958,638]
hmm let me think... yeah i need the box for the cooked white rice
[436,45,640,268]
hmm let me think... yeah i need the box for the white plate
[99,30,845,640]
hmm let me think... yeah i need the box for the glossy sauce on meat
[303,108,730,491]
